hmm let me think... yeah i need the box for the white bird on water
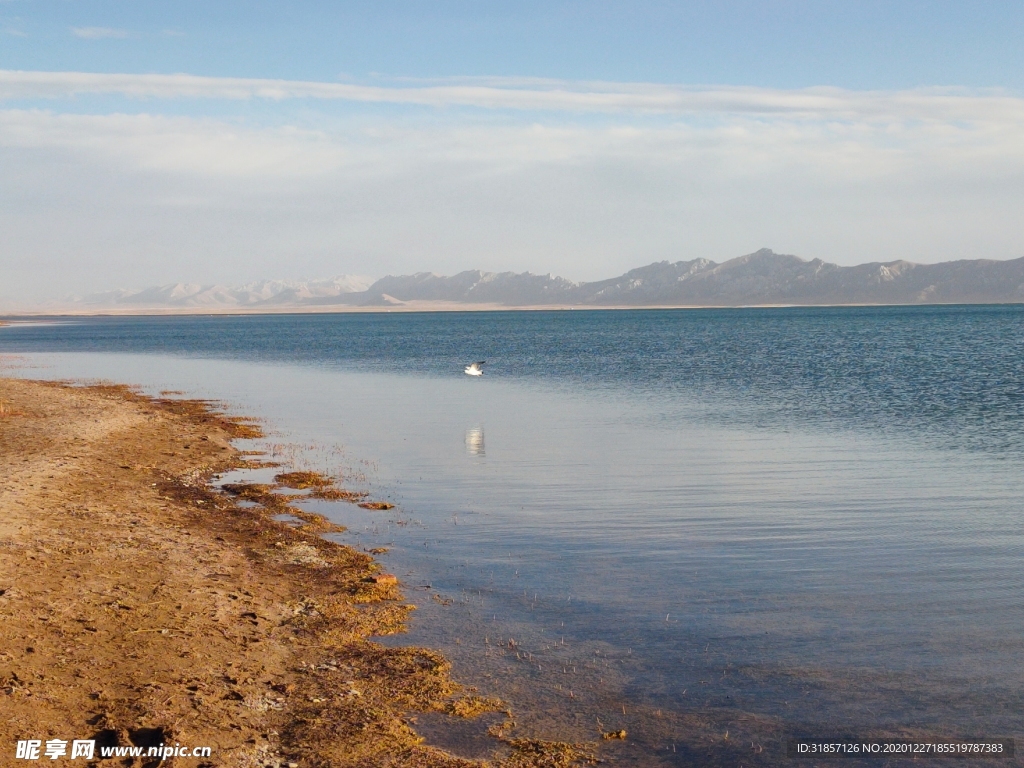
[464,361,486,376]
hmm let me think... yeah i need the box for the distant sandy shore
[0,378,591,767]
[0,302,655,316]
[0,301,904,318]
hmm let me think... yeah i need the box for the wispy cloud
[71,27,130,40]
[1,105,1021,270]
[0,110,347,177]
[1,70,1022,303]
[1,69,1022,124]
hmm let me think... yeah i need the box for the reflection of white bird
[465,427,485,456]
[464,361,486,376]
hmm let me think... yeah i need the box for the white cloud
[70,27,130,40]
[0,71,1023,305]
[5,103,1020,184]
[1,69,1023,124]
[0,110,348,177]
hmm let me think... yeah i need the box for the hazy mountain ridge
[76,276,374,308]
[348,249,1024,306]
[358,270,580,305]
[67,250,1024,310]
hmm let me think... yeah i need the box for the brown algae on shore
[275,469,368,501]
[0,377,600,768]
[359,501,396,510]
[274,470,335,489]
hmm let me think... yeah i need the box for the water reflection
[465,426,485,456]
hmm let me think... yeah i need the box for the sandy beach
[0,377,592,767]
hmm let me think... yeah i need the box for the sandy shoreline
[2,299,991,318]
[0,378,592,767]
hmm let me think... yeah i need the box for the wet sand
[0,378,592,767]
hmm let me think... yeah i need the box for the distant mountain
[343,249,1024,307]
[353,270,578,306]
[75,276,374,308]
[65,251,1024,310]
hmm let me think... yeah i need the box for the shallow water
[3,307,1023,764]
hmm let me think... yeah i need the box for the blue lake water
[2,306,1023,765]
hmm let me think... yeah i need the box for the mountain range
[69,249,1024,310]
[75,276,374,308]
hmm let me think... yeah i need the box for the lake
[3,306,1022,765]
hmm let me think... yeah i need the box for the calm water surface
[2,307,1022,765]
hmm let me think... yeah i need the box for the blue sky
[2,2,1023,304]
[4,1,1023,89]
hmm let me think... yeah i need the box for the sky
[2,1,1023,304]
